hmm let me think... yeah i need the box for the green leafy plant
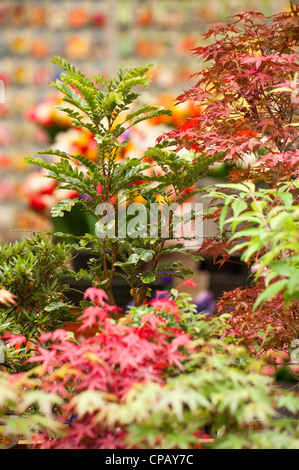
[0,371,65,442]
[25,57,210,307]
[0,233,74,371]
[207,180,299,374]
[209,181,299,308]
[116,346,299,450]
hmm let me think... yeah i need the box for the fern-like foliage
[24,57,209,306]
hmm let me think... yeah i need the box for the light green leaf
[231,199,248,218]
[51,199,79,218]
[141,274,156,283]
[219,204,229,233]
[253,279,288,310]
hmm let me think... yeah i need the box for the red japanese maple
[216,280,298,354]
[161,4,299,255]
[28,288,192,449]
[159,5,299,177]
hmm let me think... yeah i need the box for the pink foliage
[29,288,191,448]
[0,332,27,348]
[159,8,299,172]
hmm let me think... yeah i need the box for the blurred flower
[251,263,270,278]
[22,92,199,234]
[53,127,98,162]
[25,94,73,141]
[21,170,78,214]
[0,288,17,306]
[23,94,96,234]
[23,170,56,196]
[148,93,201,128]
[194,290,215,315]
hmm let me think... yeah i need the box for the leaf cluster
[161,6,299,167]
[0,233,74,371]
[208,181,299,309]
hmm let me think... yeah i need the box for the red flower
[29,195,47,212]
[96,182,105,201]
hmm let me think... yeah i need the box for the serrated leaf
[219,204,229,233]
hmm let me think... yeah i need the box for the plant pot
[61,275,134,310]
[63,304,128,341]
[64,317,100,341]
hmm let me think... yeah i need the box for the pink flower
[22,171,56,197]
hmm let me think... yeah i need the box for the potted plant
[25,57,213,308]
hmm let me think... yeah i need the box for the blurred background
[0,0,291,303]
